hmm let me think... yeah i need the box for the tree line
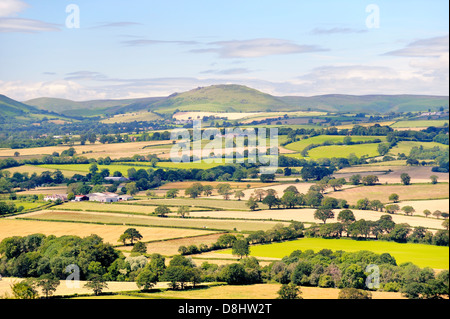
[269,249,448,299]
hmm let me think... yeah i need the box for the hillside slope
[280,94,449,113]
[25,96,165,117]
[145,84,291,114]
[15,84,450,117]
[0,94,40,117]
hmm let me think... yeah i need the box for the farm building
[74,195,88,202]
[118,195,133,201]
[104,177,129,183]
[87,192,119,203]
[44,194,68,202]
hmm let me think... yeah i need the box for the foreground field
[0,277,162,298]
[121,284,404,299]
[0,279,404,299]
[0,218,216,246]
[219,238,449,269]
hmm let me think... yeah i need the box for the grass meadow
[307,143,380,159]
[219,237,450,269]
[329,183,449,204]
[0,218,216,246]
[284,135,386,153]
[23,210,287,232]
[391,120,449,128]
[389,141,448,155]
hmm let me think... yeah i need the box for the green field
[307,143,380,159]
[391,120,449,128]
[389,141,448,156]
[141,198,268,211]
[101,111,163,124]
[5,200,45,211]
[220,238,449,269]
[284,135,386,153]
[285,141,382,160]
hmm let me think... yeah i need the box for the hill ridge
[7,84,450,116]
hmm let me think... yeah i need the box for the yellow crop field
[0,218,215,245]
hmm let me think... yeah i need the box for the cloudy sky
[0,0,448,101]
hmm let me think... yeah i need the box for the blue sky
[0,0,448,101]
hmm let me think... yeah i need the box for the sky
[0,0,448,101]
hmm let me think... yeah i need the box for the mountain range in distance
[1,84,449,120]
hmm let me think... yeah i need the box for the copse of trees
[0,201,20,216]
[2,232,447,298]
[0,234,121,280]
[269,249,449,299]
[0,170,67,193]
[304,209,449,246]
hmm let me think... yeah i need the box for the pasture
[158,181,275,191]
[129,283,404,300]
[124,232,228,255]
[391,120,449,129]
[0,280,404,299]
[36,160,234,177]
[334,165,449,184]
[329,183,449,204]
[53,201,178,215]
[0,140,174,160]
[284,135,386,153]
[101,111,163,124]
[1,164,86,178]
[389,141,448,156]
[307,143,380,159]
[219,238,450,269]
[184,207,447,230]
[22,210,288,232]
[140,198,269,211]
[0,218,216,246]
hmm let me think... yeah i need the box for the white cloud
[2,58,448,102]
[0,0,60,33]
[0,0,28,17]
[311,27,367,35]
[191,38,327,58]
[200,68,253,75]
[122,39,200,47]
[293,64,448,96]
[385,36,448,58]
[0,80,106,101]
[382,35,449,90]
[0,17,60,33]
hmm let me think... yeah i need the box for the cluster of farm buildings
[44,192,133,203]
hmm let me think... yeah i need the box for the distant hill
[142,84,291,114]
[116,85,450,114]
[280,94,450,113]
[15,84,450,117]
[25,96,166,117]
[0,94,40,117]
